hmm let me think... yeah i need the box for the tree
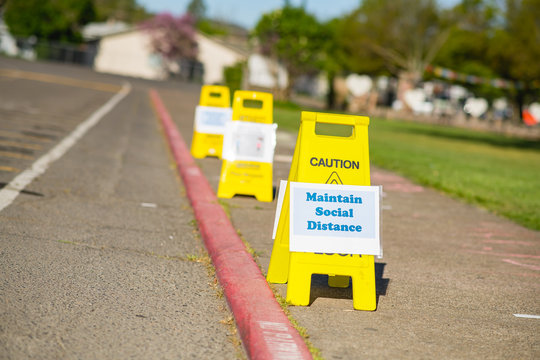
[435,0,496,69]
[93,0,150,23]
[434,0,505,101]
[140,13,198,61]
[487,0,540,119]
[339,0,453,105]
[319,18,355,109]
[4,0,97,42]
[186,0,229,36]
[253,5,325,99]
[186,0,206,22]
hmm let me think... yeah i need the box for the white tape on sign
[272,180,288,239]
[194,105,232,134]
[222,121,277,163]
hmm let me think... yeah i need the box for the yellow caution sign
[267,111,377,310]
[191,85,231,159]
[217,91,276,202]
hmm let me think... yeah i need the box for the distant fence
[173,58,204,83]
[11,37,98,67]
[33,40,98,66]
[11,37,204,83]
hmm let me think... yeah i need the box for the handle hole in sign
[243,99,263,109]
[209,92,222,98]
[315,122,354,137]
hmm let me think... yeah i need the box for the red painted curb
[149,89,312,360]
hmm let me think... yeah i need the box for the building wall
[94,31,166,80]
[196,33,245,84]
[247,54,287,90]
[0,20,18,56]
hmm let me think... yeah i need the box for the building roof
[82,21,131,40]
[199,32,250,58]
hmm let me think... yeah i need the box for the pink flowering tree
[140,12,198,62]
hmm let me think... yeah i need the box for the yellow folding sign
[267,111,377,311]
[217,91,275,202]
[190,85,231,159]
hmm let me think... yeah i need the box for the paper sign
[194,106,232,134]
[222,121,277,163]
[289,182,381,256]
[272,180,288,239]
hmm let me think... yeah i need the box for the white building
[247,53,287,90]
[93,29,167,80]
[82,21,130,41]
[196,32,247,84]
[0,18,18,56]
[93,27,247,83]
[92,24,288,91]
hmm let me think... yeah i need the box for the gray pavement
[157,87,540,359]
[0,58,240,359]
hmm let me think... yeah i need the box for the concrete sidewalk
[156,87,539,359]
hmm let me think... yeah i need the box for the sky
[138,0,460,30]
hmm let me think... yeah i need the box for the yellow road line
[0,151,34,160]
[0,166,20,173]
[0,140,42,150]
[0,130,52,142]
[0,69,122,93]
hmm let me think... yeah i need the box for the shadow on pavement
[0,182,44,197]
[307,262,390,306]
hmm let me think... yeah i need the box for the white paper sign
[463,98,488,118]
[528,102,540,122]
[272,180,288,239]
[222,121,277,163]
[289,182,381,256]
[194,106,232,134]
[346,74,372,97]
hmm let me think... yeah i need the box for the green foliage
[273,103,540,230]
[197,19,228,35]
[93,0,150,23]
[253,6,325,96]
[435,28,491,71]
[4,0,97,42]
[186,0,206,22]
[486,0,540,109]
[432,0,540,114]
[333,0,538,113]
[223,62,244,95]
[433,1,508,101]
[339,0,450,79]
[458,62,505,101]
[318,18,347,75]
[487,0,540,83]
[3,0,152,42]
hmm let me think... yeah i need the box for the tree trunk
[284,75,294,101]
[264,56,283,100]
[397,70,421,112]
[515,89,525,124]
[326,71,336,110]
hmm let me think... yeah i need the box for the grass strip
[274,105,540,230]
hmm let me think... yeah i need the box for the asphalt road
[1,57,539,360]
[0,58,240,359]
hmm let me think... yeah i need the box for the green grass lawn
[274,104,540,231]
